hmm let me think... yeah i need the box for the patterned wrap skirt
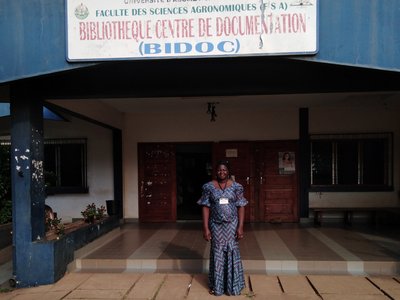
[208,218,245,296]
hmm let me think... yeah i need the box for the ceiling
[95,92,400,114]
[4,56,400,113]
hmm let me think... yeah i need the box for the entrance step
[73,258,400,276]
[69,222,400,276]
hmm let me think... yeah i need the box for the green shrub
[0,145,12,224]
[0,199,12,224]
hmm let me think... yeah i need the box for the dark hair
[216,160,230,172]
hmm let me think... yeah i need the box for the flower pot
[106,200,116,216]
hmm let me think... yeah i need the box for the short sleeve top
[197,181,248,223]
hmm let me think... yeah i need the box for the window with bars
[0,138,88,194]
[310,133,392,191]
[44,138,88,194]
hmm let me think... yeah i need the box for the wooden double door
[138,141,299,223]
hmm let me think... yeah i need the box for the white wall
[48,99,124,130]
[43,94,400,220]
[44,116,114,223]
[123,104,299,219]
[122,96,400,219]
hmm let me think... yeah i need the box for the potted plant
[81,203,106,223]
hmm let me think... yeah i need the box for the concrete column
[10,83,46,287]
[299,108,310,218]
[113,128,123,219]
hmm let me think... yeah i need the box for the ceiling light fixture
[206,102,219,122]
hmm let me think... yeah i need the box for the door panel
[256,141,299,223]
[138,143,176,222]
[213,142,255,222]
[137,141,298,223]
[264,175,295,186]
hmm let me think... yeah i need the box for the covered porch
[70,221,400,276]
[1,0,400,288]
[2,220,400,289]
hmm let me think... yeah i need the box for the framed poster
[279,151,295,174]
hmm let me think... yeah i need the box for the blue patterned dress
[197,181,248,296]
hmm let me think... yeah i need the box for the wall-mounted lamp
[206,102,219,122]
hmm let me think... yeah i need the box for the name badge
[219,198,229,205]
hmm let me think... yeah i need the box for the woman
[197,160,248,296]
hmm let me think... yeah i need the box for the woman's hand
[203,228,212,241]
[236,206,245,240]
[236,227,244,240]
[202,206,211,241]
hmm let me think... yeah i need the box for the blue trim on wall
[303,0,400,71]
[0,0,399,84]
[0,0,95,83]
[0,103,10,117]
[13,217,119,287]
[0,103,65,121]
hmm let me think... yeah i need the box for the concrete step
[73,257,400,276]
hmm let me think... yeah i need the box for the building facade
[0,0,400,287]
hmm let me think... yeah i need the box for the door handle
[246,177,250,185]
[140,181,144,195]
[260,176,263,184]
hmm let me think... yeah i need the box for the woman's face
[216,164,229,181]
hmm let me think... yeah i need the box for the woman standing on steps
[197,160,248,296]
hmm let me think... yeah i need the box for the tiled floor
[3,273,400,299]
[73,221,400,276]
[1,221,400,299]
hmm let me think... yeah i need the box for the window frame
[310,132,393,192]
[0,137,89,195]
[44,138,88,195]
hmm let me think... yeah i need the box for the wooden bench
[311,207,400,227]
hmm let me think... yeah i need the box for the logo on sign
[75,3,89,20]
